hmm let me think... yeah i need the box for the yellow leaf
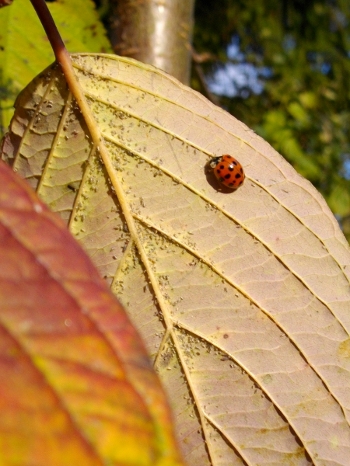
[3,53,350,465]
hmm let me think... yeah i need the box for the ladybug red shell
[210,154,245,189]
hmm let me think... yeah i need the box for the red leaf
[0,160,182,466]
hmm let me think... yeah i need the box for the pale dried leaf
[3,54,350,465]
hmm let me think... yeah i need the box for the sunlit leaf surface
[3,54,350,465]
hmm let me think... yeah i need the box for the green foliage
[0,0,112,136]
[194,0,350,241]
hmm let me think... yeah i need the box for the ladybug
[210,154,245,189]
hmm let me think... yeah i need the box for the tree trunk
[110,0,195,85]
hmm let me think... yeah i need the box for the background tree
[108,0,195,84]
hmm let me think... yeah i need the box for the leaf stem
[29,0,68,64]
[28,0,98,141]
